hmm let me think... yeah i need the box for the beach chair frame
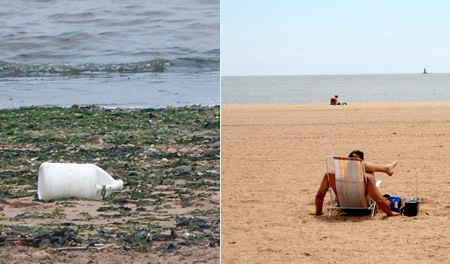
[325,156,379,218]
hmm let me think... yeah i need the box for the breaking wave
[0,57,219,78]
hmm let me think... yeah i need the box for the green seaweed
[0,105,219,252]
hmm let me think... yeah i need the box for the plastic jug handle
[101,185,106,199]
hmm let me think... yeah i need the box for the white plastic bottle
[37,162,124,201]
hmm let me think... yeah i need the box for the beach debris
[53,207,65,219]
[153,241,164,247]
[151,231,171,242]
[95,243,117,251]
[55,246,89,252]
[3,227,80,248]
[163,242,177,253]
[37,162,123,201]
[134,228,153,245]
[46,143,66,151]
[136,228,150,239]
[192,218,211,229]
[182,232,193,239]
[18,248,28,253]
[209,239,219,247]
[98,228,111,235]
[205,150,219,158]
[87,135,103,144]
[146,147,160,157]
[165,165,192,176]
[48,227,78,247]
[170,229,178,240]
[202,230,213,236]
[176,218,190,227]
[122,206,132,211]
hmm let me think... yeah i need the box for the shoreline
[222,102,450,263]
[222,101,450,107]
[222,72,448,78]
[0,103,220,111]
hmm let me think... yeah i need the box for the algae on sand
[0,105,219,253]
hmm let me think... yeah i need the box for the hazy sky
[221,1,450,76]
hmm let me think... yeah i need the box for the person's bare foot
[388,211,400,216]
[386,160,398,176]
[310,212,323,216]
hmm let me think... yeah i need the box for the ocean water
[0,0,219,108]
[221,74,450,105]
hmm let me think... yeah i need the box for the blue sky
[221,1,450,76]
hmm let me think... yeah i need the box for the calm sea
[0,0,219,108]
[221,74,450,105]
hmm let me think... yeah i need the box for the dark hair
[348,150,364,160]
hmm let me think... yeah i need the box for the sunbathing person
[312,150,400,216]
[330,95,338,105]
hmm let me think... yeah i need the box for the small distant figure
[423,68,427,74]
[330,95,338,105]
[330,95,347,105]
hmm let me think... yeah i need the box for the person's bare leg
[366,175,399,216]
[325,171,338,197]
[364,160,398,176]
[311,173,330,215]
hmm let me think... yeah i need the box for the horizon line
[221,71,446,78]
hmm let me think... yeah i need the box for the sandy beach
[221,102,450,263]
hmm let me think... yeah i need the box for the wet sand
[221,102,450,263]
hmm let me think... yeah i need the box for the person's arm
[366,175,400,216]
[311,174,329,215]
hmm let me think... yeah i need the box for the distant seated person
[330,95,338,105]
[330,95,347,106]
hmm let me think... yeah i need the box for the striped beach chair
[325,156,381,218]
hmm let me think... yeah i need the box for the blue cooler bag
[389,196,402,212]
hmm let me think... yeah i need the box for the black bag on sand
[402,197,421,216]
